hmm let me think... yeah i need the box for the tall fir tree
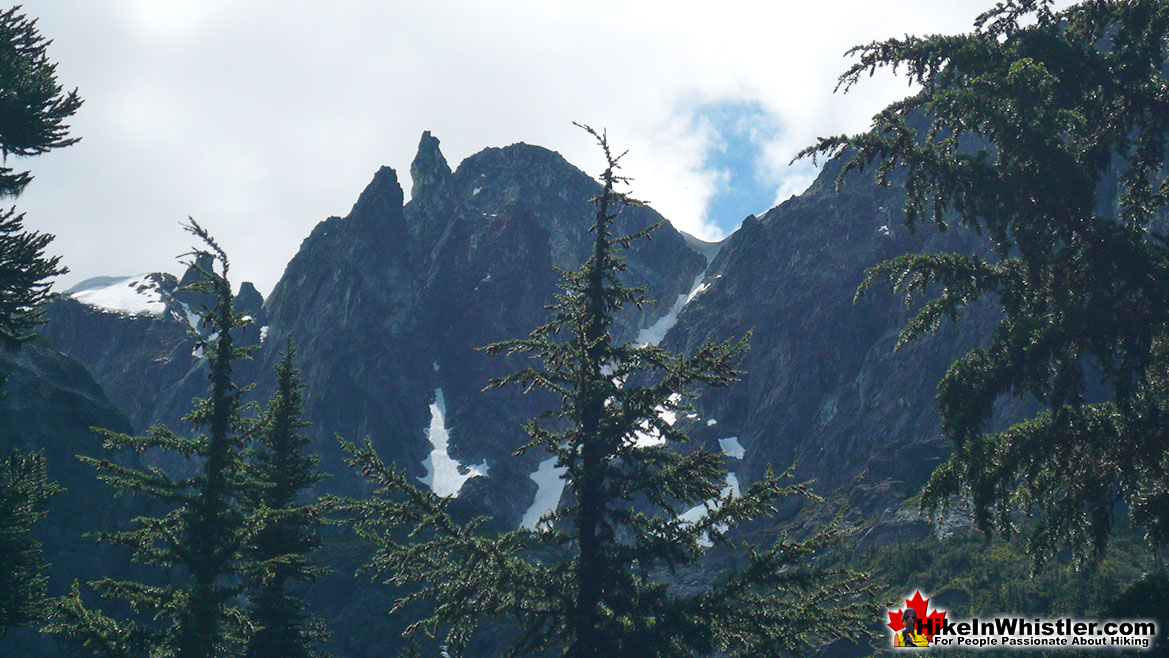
[798,0,1169,566]
[241,340,329,658]
[0,3,76,637]
[0,448,60,634]
[341,125,874,657]
[50,219,253,657]
[0,4,75,347]
[0,5,82,198]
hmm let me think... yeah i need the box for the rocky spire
[235,282,264,319]
[174,252,217,311]
[349,165,405,225]
[178,252,214,290]
[409,130,451,200]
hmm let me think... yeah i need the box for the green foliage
[0,5,81,197]
[0,4,76,348]
[1102,573,1169,655]
[395,637,423,658]
[0,11,75,634]
[857,523,1153,621]
[0,205,65,347]
[800,0,1169,567]
[341,125,876,657]
[49,219,254,658]
[841,520,1156,657]
[0,448,60,633]
[241,341,329,658]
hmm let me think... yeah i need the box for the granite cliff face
[39,133,1015,535]
[45,133,706,526]
[257,133,706,524]
[663,160,1021,520]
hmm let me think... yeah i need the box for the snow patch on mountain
[636,271,709,347]
[680,231,726,263]
[180,304,202,333]
[418,388,488,497]
[520,456,567,530]
[636,236,724,347]
[725,471,740,497]
[677,433,744,545]
[719,437,745,459]
[67,275,167,317]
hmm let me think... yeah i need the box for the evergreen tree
[0,210,64,637]
[241,340,329,658]
[798,0,1169,566]
[0,448,60,634]
[342,125,874,657]
[0,4,75,348]
[0,205,64,347]
[0,5,82,198]
[50,219,253,657]
[0,5,76,638]
[393,638,422,658]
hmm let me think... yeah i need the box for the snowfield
[418,388,488,497]
[67,275,167,316]
[520,456,567,529]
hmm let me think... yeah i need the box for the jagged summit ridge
[46,134,710,526]
[254,133,705,513]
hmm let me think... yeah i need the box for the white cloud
[17,0,1072,294]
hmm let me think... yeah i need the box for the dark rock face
[44,294,197,434]
[43,266,269,440]
[39,132,1015,534]
[0,344,136,657]
[260,163,429,498]
[174,252,217,312]
[665,162,1022,510]
[257,133,705,525]
[410,129,451,201]
[236,281,265,319]
[41,133,709,529]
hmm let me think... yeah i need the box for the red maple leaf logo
[888,590,947,641]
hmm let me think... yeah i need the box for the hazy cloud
[17,0,1071,294]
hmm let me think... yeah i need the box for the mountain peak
[349,165,405,225]
[178,252,214,288]
[410,130,451,199]
[236,281,264,317]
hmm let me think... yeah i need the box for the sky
[15,0,1071,295]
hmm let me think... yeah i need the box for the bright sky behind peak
[18,0,1073,295]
